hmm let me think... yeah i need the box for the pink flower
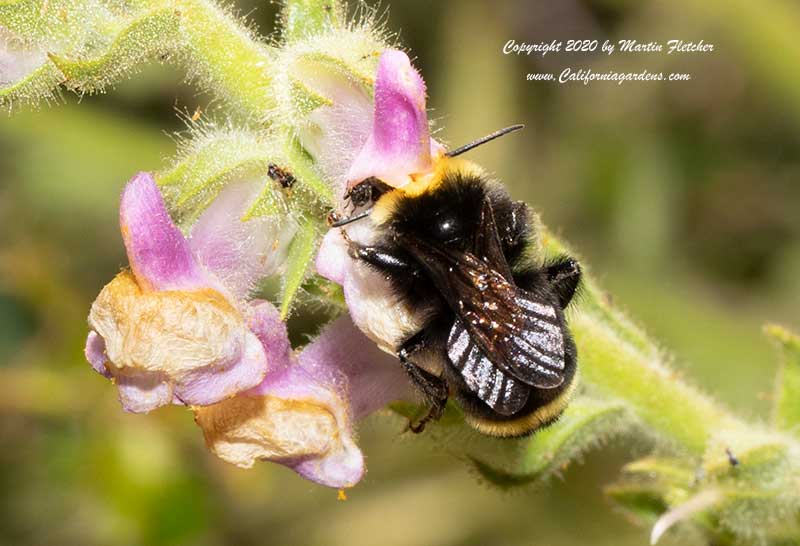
[316,50,444,350]
[195,314,409,488]
[85,173,286,412]
[297,49,444,199]
[0,27,46,87]
[86,172,410,488]
[345,49,445,190]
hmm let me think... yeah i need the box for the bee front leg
[346,239,419,276]
[398,333,449,433]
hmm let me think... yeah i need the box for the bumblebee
[333,126,581,437]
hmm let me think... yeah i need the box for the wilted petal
[120,172,212,292]
[345,50,443,190]
[87,270,267,412]
[196,316,410,488]
[189,180,297,300]
[176,330,268,406]
[0,27,46,87]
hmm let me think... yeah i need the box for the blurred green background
[2,0,800,544]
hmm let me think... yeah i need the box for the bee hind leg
[544,257,582,309]
[398,333,448,433]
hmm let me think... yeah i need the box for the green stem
[572,310,743,455]
[175,0,275,119]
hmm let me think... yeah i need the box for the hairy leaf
[48,8,182,93]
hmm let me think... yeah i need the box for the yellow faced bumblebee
[332,126,581,437]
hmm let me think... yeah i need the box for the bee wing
[472,197,514,281]
[402,236,567,390]
[447,319,530,415]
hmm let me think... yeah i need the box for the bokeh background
[2,0,800,545]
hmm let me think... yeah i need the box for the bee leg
[348,243,419,276]
[544,257,582,309]
[345,176,394,209]
[398,334,448,433]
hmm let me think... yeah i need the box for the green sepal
[605,481,671,525]
[157,129,282,228]
[765,324,800,436]
[623,456,696,489]
[289,76,333,117]
[280,0,344,42]
[300,275,346,309]
[279,216,319,319]
[293,51,375,95]
[283,133,335,206]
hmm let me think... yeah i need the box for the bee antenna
[330,210,371,227]
[445,124,525,158]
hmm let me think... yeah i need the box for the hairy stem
[174,0,275,119]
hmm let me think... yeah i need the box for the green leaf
[517,396,630,476]
[48,8,182,93]
[1,2,182,107]
[281,0,344,42]
[0,61,63,109]
[470,397,630,489]
[280,217,319,319]
[765,324,800,436]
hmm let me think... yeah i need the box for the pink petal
[116,372,174,413]
[189,181,297,300]
[297,316,410,420]
[345,50,439,190]
[247,300,293,373]
[315,229,350,285]
[85,331,111,378]
[120,172,211,292]
[296,59,375,197]
[175,330,268,406]
[0,27,46,86]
